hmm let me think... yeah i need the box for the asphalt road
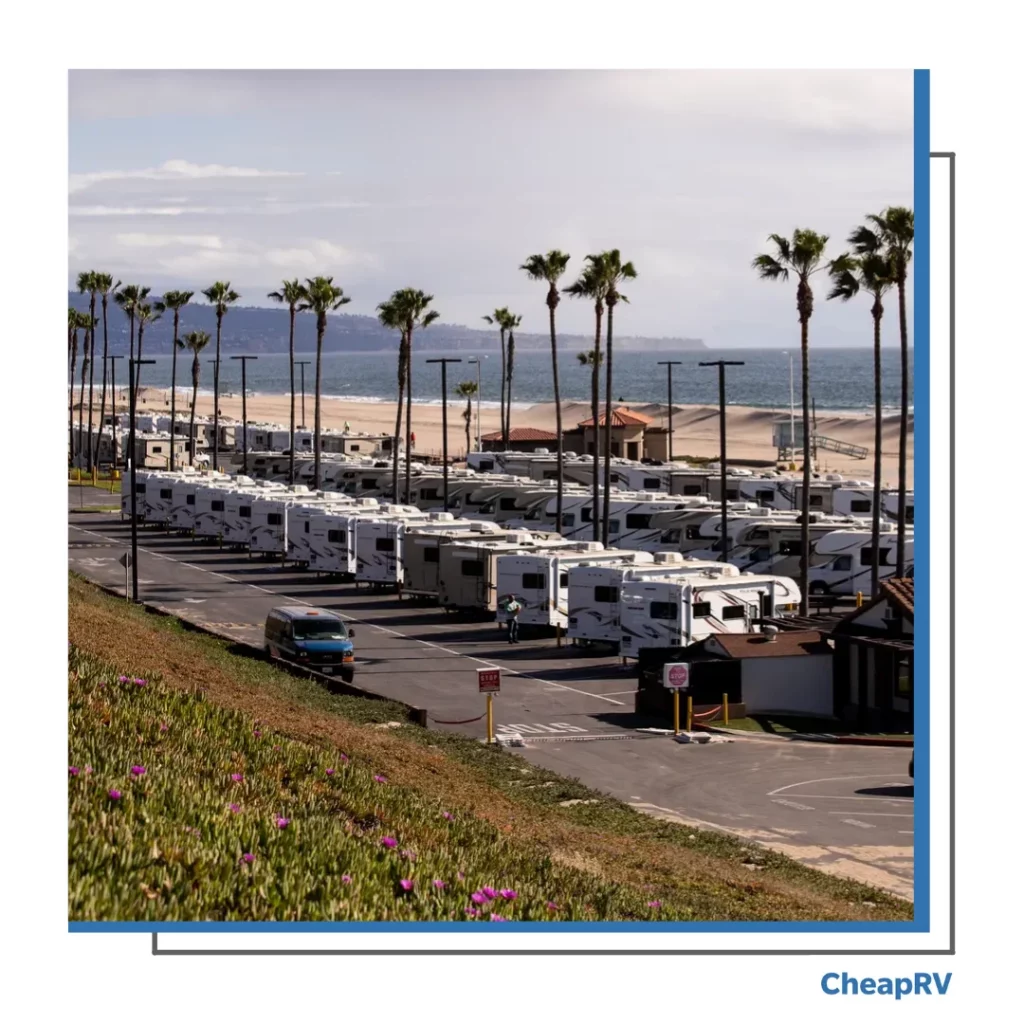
[68,509,914,898]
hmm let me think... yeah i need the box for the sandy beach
[116,387,914,485]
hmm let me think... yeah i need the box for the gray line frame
[152,153,956,959]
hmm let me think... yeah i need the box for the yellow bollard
[486,693,494,744]
[856,591,864,608]
[686,695,693,732]
[673,689,680,736]
[723,693,730,725]
[92,467,98,485]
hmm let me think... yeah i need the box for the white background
[4,1,1014,1017]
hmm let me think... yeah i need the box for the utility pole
[128,358,156,603]
[230,355,258,474]
[657,360,682,462]
[468,357,482,451]
[296,361,311,430]
[427,358,462,512]
[699,360,745,564]
[108,355,123,470]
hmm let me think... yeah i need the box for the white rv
[402,519,507,598]
[353,507,433,585]
[120,470,149,520]
[557,492,707,549]
[727,513,868,576]
[807,525,914,595]
[308,503,403,575]
[566,555,739,646]
[142,471,184,526]
[222,481,289,547]
[286,499,372,567]
[619,573,802,657]
[249,489,330,556]
[194,477,255,540]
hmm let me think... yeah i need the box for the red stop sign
[665,663,690,689]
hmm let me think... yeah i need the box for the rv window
[424,547,439,563]
[608,520,620,534]
[682,484,703,495]
[327,529,346,544]
[266,513,282,526]
[644,478,661,490]
[361,478,376,489]
[461,561,484,577]
[522,573,545,590]
[581,507,592,522]
[809,494,824,507]
[726,489,739,500]
[240,506,251,518]
[721,605,745,620]
[422,488,440,501]
[153,446,163,453]
[303,521,309,533]
[851,499,872,513]
[756,489,775,504]
[749,528,769,541]
[833,555,853,571]
[186,495,195,505]
[692,602,711,618]
[760,594,772,616]
[499,498,518,511]
[625,513,652,529]
[561,513,575,527]
[559,573,569,588]
[376,538,396,552]
[211,500,224,512]
[650,601,678,621]
[160,488,172,499]
[594,586,619,604]
[905,506,915,524]
[350,444,360,451]
[302,439,311,447]
[136,484,146,493]
[685,526,702,540]
[479,460,494,472]
[661,530,680,544]
[610,473,620,484]
[896,654,912,696]
[878,548,892,566]
[543,471,558,480]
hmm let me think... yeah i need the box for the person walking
[503,594,522,644]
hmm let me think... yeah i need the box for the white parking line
[767,776,910,797]
[842,819,875,829]
[827,811,913,817]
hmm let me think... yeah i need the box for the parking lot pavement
[68,510,914,895]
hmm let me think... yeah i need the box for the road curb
[700,725,914,747]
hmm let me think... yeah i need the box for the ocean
[133,347,914,413]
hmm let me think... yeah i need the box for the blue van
[264,606,356,682]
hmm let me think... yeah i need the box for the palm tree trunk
[77,342,88,469]
[465,398,472,456]
[87,294,97,470]
[799,315,811,616]
[602,303,615,547]
[213,312,222,472]
[170,311,179,472]
[871,304,883,598]
[499,328,507,450]
[288,307,296,486]
[190,359,199,465]
[506,335,515,448]
[591,305,603,543]
[393,333,407,502]
[896,275,909,575]
[135,322,147,407]
[125,313,135,471]
[313,317,324,490]
[98,296,109,470]
[405,332,414,503]
[549,299,564,532]
[69,332,78,468]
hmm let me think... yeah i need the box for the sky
[68,70,915,346]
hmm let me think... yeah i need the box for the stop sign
[662,663,690,689]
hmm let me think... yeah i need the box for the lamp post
[426,358,462,511]
[108,355,123,470]
[467,357,482,451]
[230,355,258,474]
[781,350,795,462]
[699,360,745,564]
[657,360,682,462]
[128,357,156,603]
[296,360,311,430]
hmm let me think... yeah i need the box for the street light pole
[230,355,258,474]
[657,360,682,462]
[296,361,311,430]
[781,350,795,462]
[468,357,482,451]
[699,360,745,564]
[108,355,123,470]
[427,358,462,512]
[128,357,156,603]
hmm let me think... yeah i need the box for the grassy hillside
[68,573,913,922]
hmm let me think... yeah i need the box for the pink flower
[231,773,244,783]
[481,886,498,899]
[118,675,129,683]
[380,836,398,849]
[399,879,414,892]
[499,889,517,900]
[433,879,447,890]
[373,774,387,783]
[465,907,478,917]
[68,767,80,776]
[546,901,560,911]
[457,871,465,880]
[228,803,240,814]
[133,677,147,686]
[401,850,415,861]
[341,874,352,884]
[130,765,146,776]
[325,768,335,776]
[647,900,662,909]
[471,891,491,905]
[339,753,349,763]
[490,914,507,922]
[159,723,169,733]
[240,853,256,864]
[108,789,121,800]
[84,765,93,775]
[275,817,291,829]
[253,729,262,738]
[442,811,454,821]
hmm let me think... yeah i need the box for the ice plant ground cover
[68,574,912,922]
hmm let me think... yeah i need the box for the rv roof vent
[533,447,550,455]
[825,474,843,482]
[763,625,779,642]
[574,541,604,552]
[429,512,455,522]
[653,552,684,564]
[563,451,577,458]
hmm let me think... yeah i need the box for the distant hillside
[66,293,705,355]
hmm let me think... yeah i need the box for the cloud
[114,233,223,249]
[264,239,372,269]
[69,159,304,195]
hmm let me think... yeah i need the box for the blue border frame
[69,70,932,936]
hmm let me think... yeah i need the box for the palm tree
[77,272,99,470]
[565,265,610,542]
[455,379,479,457]
[161,290,194,471]
[94,274,120,470]
[393,289,439,502]
[76,311,96,468]
[377,296,407,501]
[267,279,307,486]
[857,207,914,576]
[181,330,211,465]
[504,312,522,449]
[829,244,895,598]
[201,282,240,472]
[114,284,148,362]
[134,301,165,404]
[299,277,350,489]
[753,229,833,615]
[68,307,81,467]
[483,308,513,450]
[521,251,571,531]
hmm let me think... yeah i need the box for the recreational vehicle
[307,503,410,576]
[352,507,434,585]
[193,477,256,540]
[249,490,334,556]
[222,481,290,547]
[402,519,507,598]
[806,525,914,595]
[727,513,868,576]
[619,573,801,657]
[556,492,709,549]
[168,471,229,531]
[286,498,372,567]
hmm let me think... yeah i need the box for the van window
[461,560,484,577]
[160,488,172,499]
[626,513,652,529]
[650,601,678,620]
[833,555,853,571]
[594,586,618,603]
[850,499,872,513]
[779,539,801,555]
[240,506,251,518]
[661,530,680,544]
[376,538,395,552]
[292,617,347,640]
[211,500,224,512]
[692,602,711,618]
[268,513,283,526]
[424,547,439,563]
[328,529,346,543]
[560,513,575,527]
[522,573,545,590]
[721,605,746,620]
